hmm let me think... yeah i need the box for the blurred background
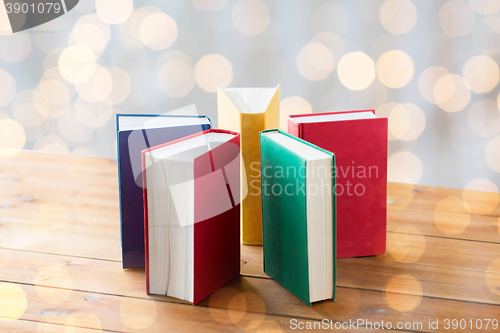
[0,0,499,192]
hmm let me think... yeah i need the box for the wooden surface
[0,150,499,332]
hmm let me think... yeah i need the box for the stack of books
[117,92,387,306]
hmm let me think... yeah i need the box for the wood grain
[1,150,500,332]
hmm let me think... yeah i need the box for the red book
[288,110,388,258]
[142,129,240,304]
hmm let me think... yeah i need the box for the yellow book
[217,86,280,245]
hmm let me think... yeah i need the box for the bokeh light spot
[58,45,97,84]
[140,13,178,51]
[388,152,423,183]
[376,102,398,140]
[296,43,334,81]
[387,226,426,263]
[385,275,422,312]
[462,178,499,215]
[469,0,500,15]
[39,80,71,105]
[376,50,414,89]
[0,283,27,321]
[0,118,26,158]
[310,32,345,70]
[418,66,450,104]
[195,54,233,92]
[434,197,471,235]
[69,24,108,59]
[486,135,500,172]
[59,110,95,143]
[120,295,157,330]
[229,292,265,329]
[434,74,471,112]
[380,0,418,35]
[96,0,133,24]
[485,258,500,295]
[117,6,160,49]
[337,52,376,90]
[388,103,426,141]
[463,55,499,94]
[74,98,113,129]
[105,67,131,105]
[76,66,113,103]
[156,50,192,71]
[387,182,414,211]
[12,90,46,128]
[279,96,313,130]
[468,99,500,138]
[208,287,265,328]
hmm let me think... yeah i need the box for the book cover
[260,129,336,306]
[117,114,211,269]
[217,86,280,245]
[288,110,388,258]
[142,129,241,304]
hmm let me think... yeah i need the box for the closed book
[260,129,336,306]
[217,86,280,245]
[117,114,210,268]
[288,110,388,258]
[142,129,240,304]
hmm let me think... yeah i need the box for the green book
[260,129,336,306]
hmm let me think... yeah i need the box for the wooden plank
[241,240,500,305]
[1,275,497,333]
[0,152,121,261]
[387,183,500,244]
[202,278,500,333]
[3,319,106,332]
[2,148,500,332]
[3,281,383,333]
[389,182,499,214]
[0,248,499,332]
[0,217,121,262]
[388,208,500,244]
[242,235,500,275]
[3,237,500,306]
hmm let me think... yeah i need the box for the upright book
[142,129,240,304]
[117,114,210,268]
[260,130,336,306]
[218,86,280,245]
[288,110,388,258]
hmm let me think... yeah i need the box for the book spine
[142,151,150,294]
[287,119,303,139]
[116,117,124,268]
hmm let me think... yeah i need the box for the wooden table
[1,150,499,332]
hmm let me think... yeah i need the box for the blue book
[116,114,211,268]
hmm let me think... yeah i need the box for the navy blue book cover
[117,115,211,268]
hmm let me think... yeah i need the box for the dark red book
[288,110,388,258]
[142,129,240,304]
